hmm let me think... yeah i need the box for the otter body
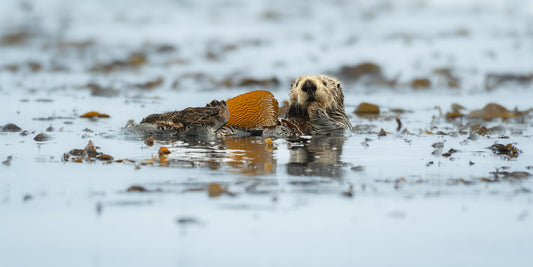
[287,75,352,135]
[133,75,351,138]
[138,100,229,136]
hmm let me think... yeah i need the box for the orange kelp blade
[225,90,279,129]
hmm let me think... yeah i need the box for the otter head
[288,74,345,118]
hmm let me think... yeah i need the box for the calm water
[1,0,532,266]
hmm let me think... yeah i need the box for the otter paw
[206,100,227,108]
[307,102,323,120]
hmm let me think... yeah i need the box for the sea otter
[132,75,351,137]
[287,75,352,135]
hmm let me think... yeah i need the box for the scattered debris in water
[126,185,148,192]
[135,77,164,90]
[490,143,520,158]
[144,136,154,146]
[442,148,459,157]
[1,1,533,265]
[335,62,393,86]
[468,103,516,119]
[265,137,274,146]
[411,78,431,89]
[158,147,171,156]
[485,73,533,91]
[64,140,114,162]
[80,111,110,119]
[208,183,233,198]
[489,170,531,180]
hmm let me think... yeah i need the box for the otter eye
[322,81,327,86]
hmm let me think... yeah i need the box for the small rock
[354,102,380,115]
[2,156,13,166]
[33,133,50,141]
[2,123,22,132]
[442,148,459,157]
[336,62,383,83]
[23,194,33,202]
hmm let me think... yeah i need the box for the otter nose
[301,80,316,94]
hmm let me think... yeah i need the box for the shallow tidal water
[1,0,533,266]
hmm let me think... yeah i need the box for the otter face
[288,75,344,117]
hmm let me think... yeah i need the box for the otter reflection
[223,137,276,176]
[287,136,346,178]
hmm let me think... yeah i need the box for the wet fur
[140,100,229,136]
[287,75,352,135]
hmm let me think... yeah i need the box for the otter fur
[139,100,229,136]
[287,75,352,135]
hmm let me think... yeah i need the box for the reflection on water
[223,137,276,176]
[152,135,276,175]
[145,134,346,178]
[287,137,346,178]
